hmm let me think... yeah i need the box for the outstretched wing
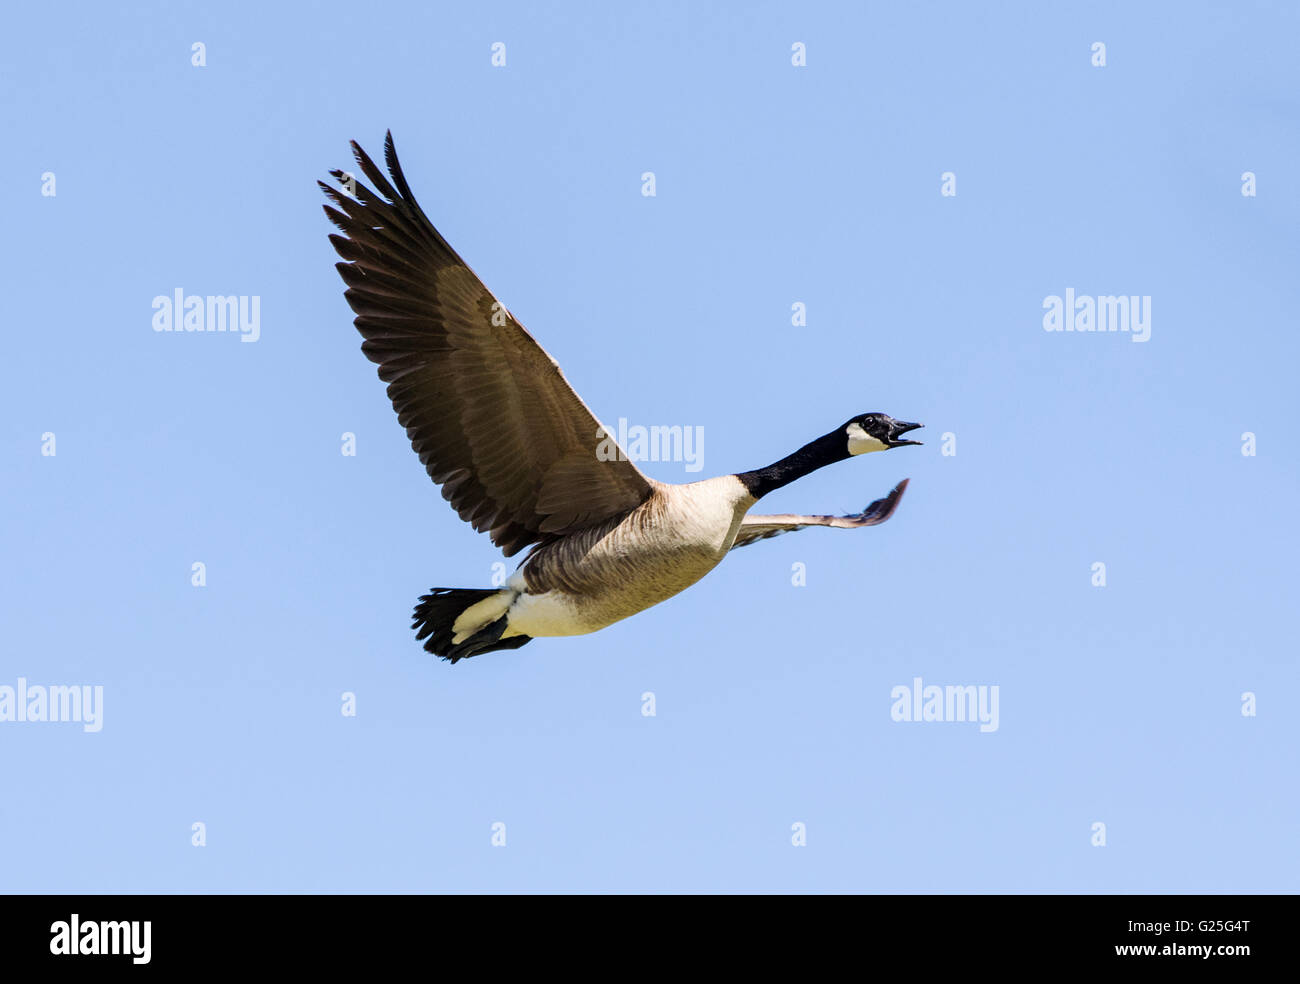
[730,479,910,550]
[322,132,654,556]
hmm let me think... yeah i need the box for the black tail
[412,588,533,664]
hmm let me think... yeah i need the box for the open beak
[888,421,924,447]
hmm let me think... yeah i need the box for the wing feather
[730,479,910,550]
[324,133,653,556]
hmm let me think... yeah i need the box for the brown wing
[730,479,910,550]
[322,133,653,556]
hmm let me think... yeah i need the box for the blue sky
[2,1,1297,892]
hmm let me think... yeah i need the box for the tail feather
[412,588,533,663]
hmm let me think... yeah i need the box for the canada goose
[322,133,923,663]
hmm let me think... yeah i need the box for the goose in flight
[322,133,922,663]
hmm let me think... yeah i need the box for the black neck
[737,429,849,500]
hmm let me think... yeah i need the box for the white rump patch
[451,591,513,643]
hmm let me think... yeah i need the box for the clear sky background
[2,1,1297,893]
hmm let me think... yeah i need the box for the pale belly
[502,477,754,638]
[505,542,727,637]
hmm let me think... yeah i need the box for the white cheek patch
[846,422,889,455]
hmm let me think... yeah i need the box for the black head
[845,413,924,454]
